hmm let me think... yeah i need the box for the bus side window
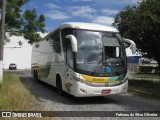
[66,40,73,68]
[50,29,61,54]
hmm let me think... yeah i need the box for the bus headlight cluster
[72,75,105,87]
[72,75,92,85]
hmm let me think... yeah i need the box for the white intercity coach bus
[31,22,136,97]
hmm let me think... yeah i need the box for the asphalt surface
[6,70,160,120]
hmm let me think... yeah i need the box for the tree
[0,0,45,83]
[113,0,160,66]
[0,0,45,44]
[0,0,6,83]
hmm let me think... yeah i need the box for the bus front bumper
[70,80,128,97]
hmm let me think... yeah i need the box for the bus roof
[60,22,118,32]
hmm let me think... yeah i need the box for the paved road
[7,70,160,120]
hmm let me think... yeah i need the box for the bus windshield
[74,29,126,76]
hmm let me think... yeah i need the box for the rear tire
[34,70,40,83]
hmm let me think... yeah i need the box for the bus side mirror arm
[123,38,136,54]
[66,35,78,52]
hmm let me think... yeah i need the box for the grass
[0,73,35,110]
[0,72,36,111]
[128,79,160,99]
[0,72,54,120]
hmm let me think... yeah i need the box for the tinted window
[74,29,126,75]
[61,28,73,52]
[49,29,61,54]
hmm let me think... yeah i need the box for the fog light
[80,89,87,94]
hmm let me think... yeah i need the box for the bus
[31,22,136,97]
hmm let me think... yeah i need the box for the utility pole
[0,0,6,83]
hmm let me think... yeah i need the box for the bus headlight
[72,75,92,85]
[72,75,81,82]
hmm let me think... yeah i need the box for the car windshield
[74,29,126,75]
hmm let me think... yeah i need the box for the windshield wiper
[91,56,104,75]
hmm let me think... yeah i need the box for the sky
[4,0,141,69]
[23,0,140,32]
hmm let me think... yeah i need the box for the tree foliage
[113,0,160,66]
[0,0,45,44]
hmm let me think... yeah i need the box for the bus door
[64,40,75,93]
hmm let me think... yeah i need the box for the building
[127,55,141,73]
[126,50,158,73]
[3,33,47,70]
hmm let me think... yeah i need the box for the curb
[129,89,160,99]
[128,78,160,81]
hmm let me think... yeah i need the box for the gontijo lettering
[81,74,108,83]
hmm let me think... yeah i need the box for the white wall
[3,36,32,69]
[3,33,48,70]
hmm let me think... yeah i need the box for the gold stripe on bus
[80,74,109,83]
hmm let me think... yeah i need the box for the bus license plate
[102,89,111,94]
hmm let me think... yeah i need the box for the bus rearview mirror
[123,38,136,54]
[66,35,78,52]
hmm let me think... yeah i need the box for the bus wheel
[34,70,40,83]
[57,76,64,95]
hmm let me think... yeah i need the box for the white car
[9,63,17,70]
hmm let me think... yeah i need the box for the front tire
[57,76,64,95]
